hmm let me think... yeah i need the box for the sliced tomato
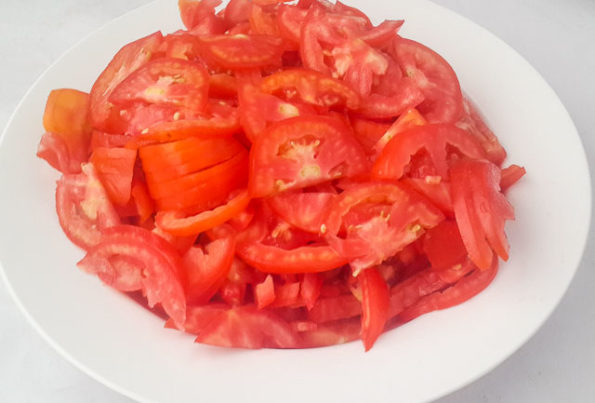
[249,4,280,37]
[237,241,347,274]
[372,123,486,181]
[308,293,361,323]
[255,274,276,309]
[277,4,308,43]
[299,317,361,348]
[456,96,506,165]
[127,102,241,147]
[359,267,390,351]
[349,117,391,154]
[77,225,186,326]
[42,89,90,171]
[422,220,467,270]
[397,260,498,324]
[130,179,154,224]
[151,149,249,213]
[89,147,137,206]
[208,73,238,98]
[139,136,244,183]
[500,164,526,191]
[249,115,368,197]
[392,37,463,123]
[89,131,130,151]
[109,58,209,114]
[223,0,252,27]
[55,163,120,250]
[357,78,425,119]
[260,68,360,109]
[324,182,444,273]
[161,32,202,61]
[183,236,235,304]
[451,159,515,270]
[178,0,226,35]
[37,132,74,174]
[89,31,163,132]
[189,305,299,348]
[402,177,453,214]
[197,34,284,70]
[300,272,324,310]
[156,190,251,236]
[372,107,426,157]
[331,38,388,97]
[267,190,333,233]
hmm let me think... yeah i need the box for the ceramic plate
[0,0,590,402]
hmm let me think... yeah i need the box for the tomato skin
[249,115,368,197]
[392,38,463,123]
[422,220,467,270]
[451,159,515,270]
[109,58,209,113]
[360,267,390,351]
[55,163,121,250]
[89,31,163,132]
[78,225,187,327]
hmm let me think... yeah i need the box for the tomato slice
[250,4,281,37]
[396,260,498,324]
[89,31,163,132]
[109,58,209,114]
[197,34,284,70]
[151,149,249,213]
[42,89,91,171]
[78,225,186,326]
[260,68,361,109]
[500,164,526,191]
[372,123,486,181]
[139,136,244,183]
[156,190,251,236]
[300,272,324,310]
[349,117,391,154]
[359,267,390,351]
[267,190,334,233]
[277,4,308,43]
[255,274,276,309]
[183,236,235,304]
[249,115,368,197]
[451,159,515,270]
[299,317,361,348]
[224,0,252,27]
[237,241,347,274]
[55,163,120,250]
[127,102,241,147]
[372,107,426,157]
[392,37,463,123]
[178,0,226,35]
[422,220,467,270]
[37,132,75,174]
[456,97,507,164]
[357,78,425,119]
[324,182,444,273]
[184,305,299,349]
[89,147,137,206]
[308,293,361,323]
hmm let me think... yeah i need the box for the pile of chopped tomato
[37,0,525,351]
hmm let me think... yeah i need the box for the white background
[1,0,594,402]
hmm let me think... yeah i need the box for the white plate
[0,0,590,402]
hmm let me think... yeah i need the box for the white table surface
[1,0,594,402]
